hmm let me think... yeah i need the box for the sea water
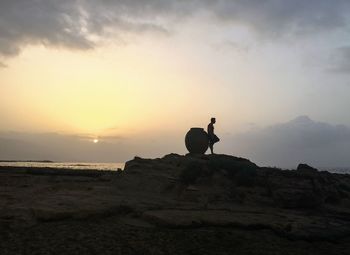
[0,162,125,171]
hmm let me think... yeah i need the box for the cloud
[328,46,350,73]
[2,117,350,168]
[212,40,251,53]
[0,131,183,162]
[209,0,349,36]
[1,0,350,59]
[228,116,350,168]
[0,0,169,58]
[0,132,130,162]
[72,134,124,141]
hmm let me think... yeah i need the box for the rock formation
[1,154,350,254]
[123,154,350,240]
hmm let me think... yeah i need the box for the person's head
[211,117,216,124]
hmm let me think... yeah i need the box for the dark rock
[272,188,323,209]
[2,154,350,254]
[179,161,203,185]
[297,164,318,173]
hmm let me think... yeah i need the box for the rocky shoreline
[1,154,350,254]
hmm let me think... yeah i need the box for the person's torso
[207,123,214,135]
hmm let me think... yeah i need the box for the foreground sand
[1,154,350,254]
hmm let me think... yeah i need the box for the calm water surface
[0,162,125,171]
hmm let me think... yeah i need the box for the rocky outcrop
[124,154,350,209]
[1,154,350,254]
[122,154,350,241]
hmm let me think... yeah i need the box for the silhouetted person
[207,117,220,154]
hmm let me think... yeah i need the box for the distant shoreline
[0,160,54,163]
[0,161,125,172]
[0,166,118,177]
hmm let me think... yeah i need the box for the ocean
[0,161,125,171]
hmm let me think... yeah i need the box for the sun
[93,139,99,144]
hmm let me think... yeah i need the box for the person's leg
[209,142,214,154]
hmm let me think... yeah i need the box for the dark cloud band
[229,116,350,168]
[0,0,349,58]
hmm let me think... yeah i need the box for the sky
[1,0,350,168]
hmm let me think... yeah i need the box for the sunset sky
[1,1,350,168]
